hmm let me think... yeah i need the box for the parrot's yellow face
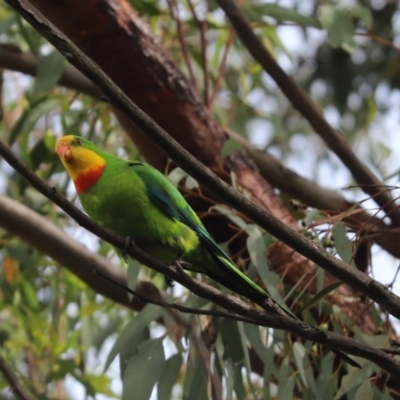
[56,135,106,193]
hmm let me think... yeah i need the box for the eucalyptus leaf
[332,223,354,265]
[104,304,162,373]
[122,337,166,400]
[293,342,307,387]
[354,380,373,400]
[33,50,65,96]
[300,281,343,312]
[157,354,183,400]
[243,3,321,29]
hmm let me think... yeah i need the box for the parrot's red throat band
[74,165,105,194]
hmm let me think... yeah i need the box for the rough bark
[27,0,226,170]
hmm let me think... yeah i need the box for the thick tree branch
[227,130,400,258]
[0,194,165,311]
[2,45,398,259]
[5,0,400,320]
[1,141,400,377]
[215,0,400,227]
[25,0,226,170]
[0,43,102,98]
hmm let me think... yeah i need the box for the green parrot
[55,135,294,316]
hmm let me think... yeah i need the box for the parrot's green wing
[131,162,298,319]
[131,163,273,294]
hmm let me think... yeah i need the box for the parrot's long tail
[208,254,298,320]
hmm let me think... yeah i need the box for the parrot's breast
[78,160,200,261]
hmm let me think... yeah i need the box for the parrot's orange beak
[56,139,73,162]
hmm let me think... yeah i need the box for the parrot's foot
[122,237,135,257]
[171,257,192,275]
[164,275,175,287]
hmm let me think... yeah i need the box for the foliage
[0,0,400,399]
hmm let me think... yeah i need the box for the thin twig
[209,29,234,108]
[187,0,209,105]
[0,353,38,400]
[94,269,263,325]
[167,0,198,90]
[215,0,400,226]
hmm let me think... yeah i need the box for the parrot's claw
[122,237,134,257]
[172,256,191,275]
[164,275,175,287]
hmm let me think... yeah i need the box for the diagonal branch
[215,0,400,227]
[0,353,38,400]
[0,43,102,98]
[5,0,400,319]
[1,140,400,377]
[0,194,159,311]
[2,45,399,259]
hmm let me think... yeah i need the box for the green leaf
[221,138,242,158]
[9,97,61,145]
[20,279,39,309]
[243,323,269,365]
[293,342,307,387]
[0,16,15,35]
[157,354,182,400]
[183,356,208,400]
[333,364,373,400]
[277,375,294,400]
[243,3,321,29]
[332,223,354,265]
[233,363,246,400]
[212,205,248,230]
[168,167,188,187]
[122,338,166,400]
[30,138,58,170]
[33,50,65,96]
[104,304,162,373]
[354,380,373,400]
[300,281,343,312]
[221,318,245,364]
[127,260,141,302]
[344,4,372,29]
[92,316,123,352]
[319,5,356,52]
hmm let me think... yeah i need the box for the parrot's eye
[75,139,82,146]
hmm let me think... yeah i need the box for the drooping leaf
[354,380,373,400]
[122,337,166,400]
[300,281,343,312]
[157,353,183,400]
[33,50,65,96]
[293,342,307,387]
[104,304,162,373]
[332,223,354,266]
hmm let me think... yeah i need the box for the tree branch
[215,0,400,227]
[0,139,400,377]
[0,43,102,98]
[227,129,400,259]
[0,194,158,311]
[5,0,400,320]
[2,44,398,259]
[0,353,38,400]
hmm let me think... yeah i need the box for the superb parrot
[55,135,293,315]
